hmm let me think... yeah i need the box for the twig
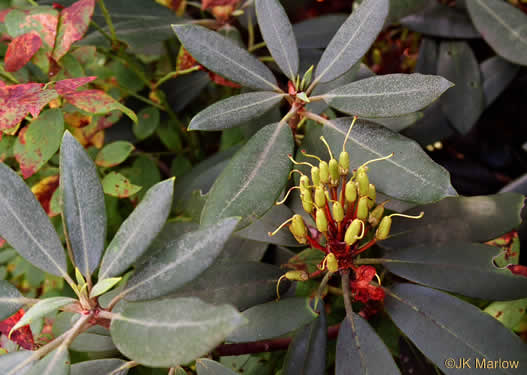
[97,0,117,42]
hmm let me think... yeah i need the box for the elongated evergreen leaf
[25,347,69,375]
[172,24,279,91]
[99,179,174,279]
[172,261,285,310]
[255,0,298,79]
[228,298,318,343]
[380,193,524,250]
[0,163,67,277]
[11,297,76,334]
[71,359,128,375]
[299,118,456,204]
[314,0,389,84]
[382,242,527,300]
[201,122,293,229]
[385,283,527,374]
[283,300,327,375]
[336,314,400,375]
[60,131,106,277]
[120,217,239,301]
[467,0,527,65]
[1,352,33,375]
[438,41,485,134]
[323,73,453,117]
[293,14,347,49]
[188,92,285,131]
[0,280,26,320]
[110,298,246,367]
[481,56,519,106]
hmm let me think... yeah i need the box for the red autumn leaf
[0,9,12,23]
[201,0,239,10]
[31,175,60,216]
[52,2,65,10]
[13,9,59,49]
[5,31,43,72]
[55,76,96,95]
[52,0,95,61]
[0,309,35,350]
[0,236,5,248]
[209,72,242,88]
[508,264,527,278]
[0,83,58,130]
[62,89,136,122]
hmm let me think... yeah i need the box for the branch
[214,324,341,357]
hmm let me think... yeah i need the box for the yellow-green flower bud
[319,161,329,184]
[332,201,344,223]
[285,270,309,281]
[329,159,339,186]
[344,219,363,245]
[376,216,392,240]
[300,187,314,213]
[316,209,328,233]
[339,151,349,175]
[290,214,307,244]
[326,253,338,273]
[357,167,369,196]
[311,166,320,186]
[300,175,310,188]
[356,196,369,221]
[368,204,384,228]
[345,181,357,203]
[367,183,376,209]
[314,186,326,208]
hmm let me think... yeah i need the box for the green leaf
[415,37,438,76]
[102,172,142,198]
[172,24,279,91]
[173,147,239,212]
[11,297,76,335]
[437,41,485,135]
[387,0,430,23]
[293,14,347,49]
[71,359,128,375]
[133,107,160,140]
[0,351,33,375]
[382,242,527,300]
[95,141,135,168]
[53,312,116,352]
[300,118,456,204]
[26,347,69,375]
[156,120,182,151]
[110,298,246,368]
[0,280,26,320]
[336,314,400,375]
[481,56,519,107]
[89,277,122,299]
[401,1,479,38]
[467,0,527,65]
[380,193,524,250]
[323,73,453,117]
[120,217,240,301]
[283,300,327,375]
[484,298,527,331]
[236,204,302,247]
[227,297,318,343]
[99,179,174,279]
[255,0,298,79]
[314,0,389,84]
[385,283,527,374]
[197,359,238,375]
[0,163,67,277]
[201,122,293,229]
[362,113,423,132]
[13,109,64,179]
[189,92,285,131]
[172,261,286,311]
[60,131,107,277]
